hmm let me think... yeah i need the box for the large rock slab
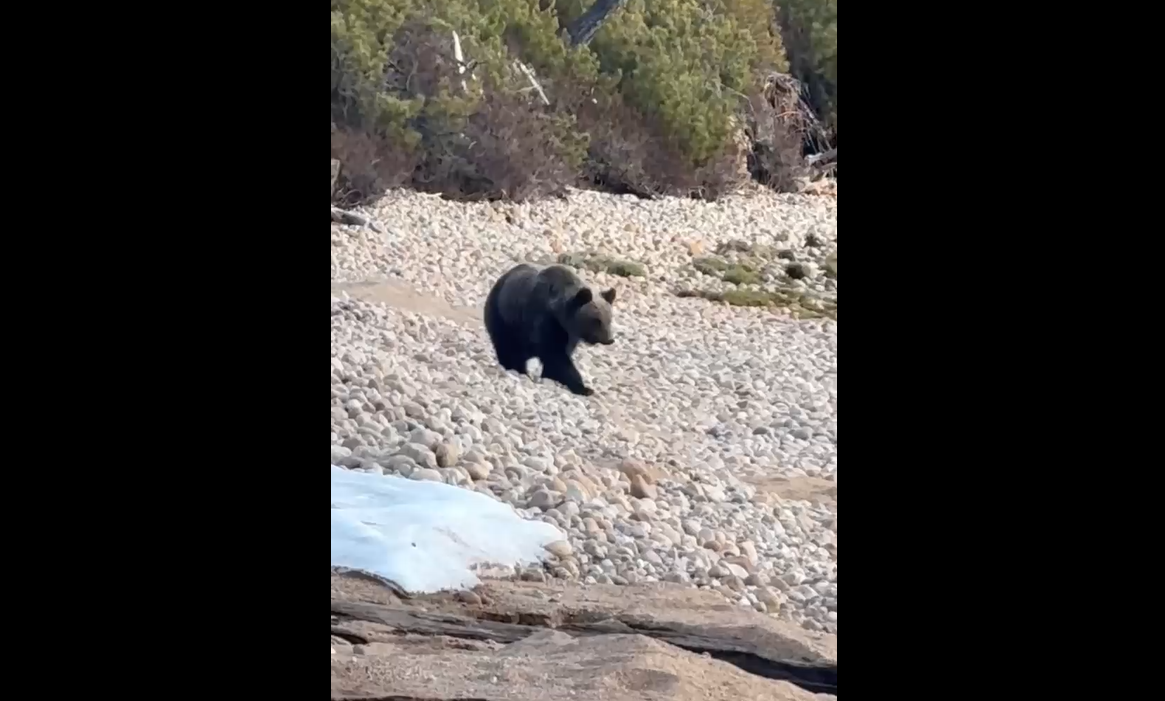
[331,572,837,700]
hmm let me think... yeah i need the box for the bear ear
[568,287,593,311]
[601,288,616,304]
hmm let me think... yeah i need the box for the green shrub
[722,265,760,285]
[331,0,810,203]
[676,286,836,319]
[776,0,837,134]
[693,256,728,276]
[331,2,591,202]
[559,0,788,167]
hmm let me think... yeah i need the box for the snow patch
[330,465,565,593]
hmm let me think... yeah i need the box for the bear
[483,263,616,396]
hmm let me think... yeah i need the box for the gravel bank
[330,186,837,633]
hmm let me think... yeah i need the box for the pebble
[620,458,654,484]
[436,441,461,467]
[409,428,442,448]
[331,187,837,633]
[521,568,547,583]
[630,473,657,499]
[723,562,750,580]
[398,443,438,470]
[528,489,563,511]
[545,540,574,558]
[465,461,492,480]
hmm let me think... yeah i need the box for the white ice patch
[330,465,565,593]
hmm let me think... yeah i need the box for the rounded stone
[544,540,573,558]
[465,461,492,480]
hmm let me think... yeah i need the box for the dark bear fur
[483,263,616,396]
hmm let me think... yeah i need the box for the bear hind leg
[494,339,531,375]
[499,351,530,375]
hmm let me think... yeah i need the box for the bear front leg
[498,351,529,375]
[540,354,592,396]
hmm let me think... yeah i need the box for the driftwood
[806,148,837,180]
[762,72,833,159]
[331,206,385,234]
[806,148,837,167]
[567,0,627,46]
[331,598,837,695]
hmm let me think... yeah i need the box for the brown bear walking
[483,263,616,396]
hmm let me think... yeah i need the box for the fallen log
[331,206,385,234]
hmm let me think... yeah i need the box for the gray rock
[629,474,657,500]
[378,453,417,476]
[527,489,562,511]
[544,540,573,558]
[521,568,547,583]
[723,562,750,580]
[522,456,550,473]
[397,442,438,470]
[565,481,590,503]
[435,441,461,467]
[465,461,492,480]
[409,428,443,449]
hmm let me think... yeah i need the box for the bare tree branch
[331,206,385,233]
[806,148,836,166]
[452,30,469,93]
[515,61,550,105]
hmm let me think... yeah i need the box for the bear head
[565,287,616,345]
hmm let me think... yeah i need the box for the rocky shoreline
[331,184,837,634]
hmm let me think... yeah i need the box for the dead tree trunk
[567,0,626,46]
